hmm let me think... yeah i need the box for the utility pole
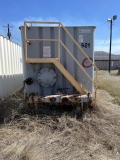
[7,24,11,39]
[108,19,112,73]
[107,15,117,73]
[3,24,13,40]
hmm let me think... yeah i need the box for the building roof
[94,51,120,61]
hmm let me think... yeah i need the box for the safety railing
[24,21,99,102]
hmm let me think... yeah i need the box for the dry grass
[0,72,120,160]
[98,70,120,105]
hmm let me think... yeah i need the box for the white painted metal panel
[0,35,23,100]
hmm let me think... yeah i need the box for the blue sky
[0,0,120,54]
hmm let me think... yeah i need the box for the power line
[101,28,109,51]
[11,35,21,43]
[96,22,108,28]
[3,24,13,39]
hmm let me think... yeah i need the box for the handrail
[25,21,61,25]
[24,21,98,68]
[60,41,94,83]
[24,21,98,100]
[59,22,98,103]
[59,23,98,71]
[27,39,59,42]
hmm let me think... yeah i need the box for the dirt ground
[0,88,120,159]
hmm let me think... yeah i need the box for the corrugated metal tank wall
[0,35,23,100]
[21,26,95,96]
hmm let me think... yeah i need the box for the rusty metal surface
[25,93,92,105]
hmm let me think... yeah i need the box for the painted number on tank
[81,43,90,48]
